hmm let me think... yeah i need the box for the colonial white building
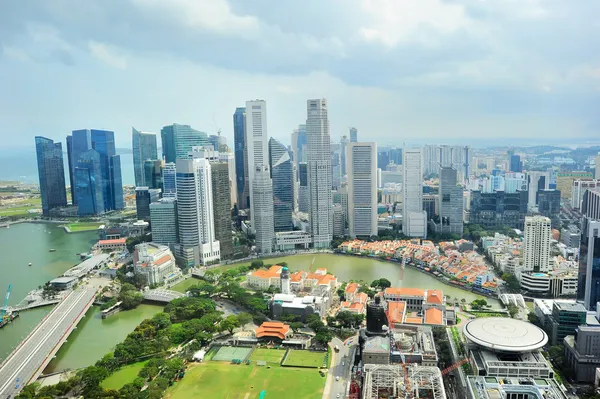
[134,243,182,286]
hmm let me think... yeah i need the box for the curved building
[463,317,547,352]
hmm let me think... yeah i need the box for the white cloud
[2,46,31,62]
[88,41,128,69]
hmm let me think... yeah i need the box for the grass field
[66,222,104,232]
[0,205,41,217]
[249,348,285,365]
[282,350,326,368]
[101,361,147,390]
[212,346,253,362]
[164,359,324,399]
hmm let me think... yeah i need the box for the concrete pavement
[323,336,357,399]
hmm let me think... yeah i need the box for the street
[323,336,356,399]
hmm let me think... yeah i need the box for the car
[337,394,340,398]
[335,376,340,381]
[342,362,345,366]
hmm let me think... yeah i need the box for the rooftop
[255,321,290,340]
[384,287,425,297]
[463,318,548,352]
[554,302,587,312]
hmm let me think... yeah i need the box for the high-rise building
[161,123,208,163]
[522,216,552,273]
[162,163,177,199]
[35,136,67,216]
[527,171,550,211]
[578,219,600,310]
[347,142,377,237]
[292,124,307,166]
[537,189,561,225]
[175,158,220,266]
[269,138,294,232]
[582,189,600,220]
[423,145,470,182]
[572,180,599,210]
[233,107,247,208]
[74,149,104,215]
[136,187,161,221]
[596,153,600,179]
[298,162,309,213]
[436,167,464,236]
[565,325,600,382]
[510,154,522,173]
[556,171,593,201]
[340,135,350,176]
[333,183,349,235]
[377,150,390,170]
[403,147,427,238]
[65,135,75,204]
[132,127,158,187]
[388,148,402,165]
[208,134,227,152]
[307,99,333,248]
[349,127,358,142]
[504,172,527,193]
[150,197,178,247]
[468,190,528,229]
[245,100,274,253]
[333,204,345,237]
[331,145,342,191]
[144,159,163,190]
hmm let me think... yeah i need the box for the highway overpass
[0,286,97,398]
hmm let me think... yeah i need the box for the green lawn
[101,361,148,390]
[165,360,324,399]
[66,222,103,232]
[250,348,286,365]
[0,205,41,217]
[282,350,326,368]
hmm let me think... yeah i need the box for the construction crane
[1,284,12,318]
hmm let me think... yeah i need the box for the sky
[1,0,599,149]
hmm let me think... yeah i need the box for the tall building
[388,148,402,166]
[537,189,561,225]
[596,153,600,179]
[523,216,552,273]
[349,127,358,142]
[269,138,294,232]
[69,129,123,215]
[340,135,350,176]
[504,172,527,193]
[377,150,390,170]
[162,163,177,199]
[572,180,599,210]
[510,154,522,173]
[347,142,377,237]
[208,134,227,152]
[582,189,600,220]
[332,204,345,237]
[298,162,309,213]
[469,190,528,229]
[556,171,593,201]
[175,158,220,266]
[307,99,333,248]
[423,145,470,182]
[436,167,463,236]
[527,171,550,211]
[578,219,600,310]
[233,107,247,209]
[65,135,75,203]
[292,124,307,166]
[150,198,178,247]
[333,184,349,235]
[403,147,427,238]
[161,123,208,163]
[245,100,274,253]
[132,127,158,187]
[136,187,161,221]
[144,159,163,190]
[35,136,67,216]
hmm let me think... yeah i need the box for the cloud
[88,41,127,69]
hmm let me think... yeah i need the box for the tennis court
[211,346,253,362]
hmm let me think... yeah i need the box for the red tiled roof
[154,255,172,266]
[345,282,359,294]
[424,308,444,325]
[405,317,422,325]
[98,238,126,245]
[251,265,282,279]
[387,301,406,325]
[255,322,290,340]
[384,287,425,297]
[426,290,443,305]
[355,292,368,304]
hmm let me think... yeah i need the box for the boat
[49,249,56,252]
[28,263,32,266]
[0,312,19,328]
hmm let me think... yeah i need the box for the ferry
[49,249,56,252]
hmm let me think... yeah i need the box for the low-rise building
[548,301,586,346]
[134,242,182,286]
[95,238,127,252]
[565,326,600,382]
[49,276,78,290]
[383,288,450,327]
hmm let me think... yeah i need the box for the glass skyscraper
[233,107,246,209]
[162,163,177,199]
[160,124,208,163]
[132,127,158,187]
[269,137,293,232]
[578,219,600,310]
[74,149,104,215]
[35,136,67,216]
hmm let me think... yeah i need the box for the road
[323,336,356,399]
[0,286,97,398]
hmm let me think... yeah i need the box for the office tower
[132,127,158,187]
[35,136,67,216]
[423,194,437,221]
[162,163,177,199]
[340,135,350,176]
[578,219,600,310]
[74,149,104,215]
[522,216,552,272]
[388,148,402,165]
[572,180,599,210]
[298,162,309,213]
[245,100,274,253]
[269,138,294,232]
[307,99,333,248]
[150,198,178,247]
[161,123,208,163]
[208,133,227,152]
[219,151,238,210]
[144,159,163,190]
[422,145,470,182]
[233,107,247,209]
[596,153,600,179]
[582,189,600,220]
[347,142,377,237]
[292,124,307,166]
[469,190,528,229]
[403,147,427,238]
[175,158,220,266]
[349,127,358,142]
[527,171,550,211]
[556,171,593,201]
[331,149,342,190]
[537,189,561,225]
[437,167,464,236]
[504,172,527,193]
[333,183,349,234]
[377,150,389,170]
[65,135,75,204]
[510,154,522,173]
[333,204,345,237]
[135,187,161,221]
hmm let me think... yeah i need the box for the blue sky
[1,0,599,148]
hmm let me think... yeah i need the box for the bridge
[142,289,185,303]
[499,293,526,308]
[0,286,97,397]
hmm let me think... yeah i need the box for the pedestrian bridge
[499,293,526,308]
[142,289,185,303]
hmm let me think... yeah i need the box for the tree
[290,322,304,332]
[78,366,109,393]
[370,278,391,289]
[237,312,253,327]
[151,312,172,330]
[315,330,333,345]
[470,299,488,311]
[506,303,519,318]
[250,260,264,270]
[501,273,520,292]
[220,315,241,334]
[528,312,542,327]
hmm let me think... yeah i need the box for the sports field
[282,350,326,368]
[211,346,253,362]
[249,348,285,365]
[101,361,148,390]
[164,359,324,399]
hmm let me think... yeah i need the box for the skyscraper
[298,162,309,213]
[291,124,307,167]
[245,100,274,253]
[510,154,522,173]
[74,149,104,215]
[35,136,67,216]
[347,142,377,237]
[175,158,220,266]
[537,189,561,225]
[340,135,350,176]
[136,187,161,221]
[307,99,333,248]
[269,137,294,232]
[437,167,464,236]
[233,107,247,208]
[595,153,600,179]
[144,159,163,190]
[403,147,427,238]
[422,145,470,182]
[66,135,75,204]
[578,219,600,310]
[349,127,358,142]
[522,216,552,273]
[527,171,550,211]
[161,124,208,163]
[150,198,178,247]
[162,163,177,199]
[132,127,158,187]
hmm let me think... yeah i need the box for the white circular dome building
[463,317,548,352]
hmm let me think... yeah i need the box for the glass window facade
[35,136,67,215]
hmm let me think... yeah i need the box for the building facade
[307,99,333,248]
[144,159,163,190]
[161,123,208,163]
[135,187,161,221]
[572,180,599,210]
[510,154,522,173]
[565,326,600,382]
[523,216,552,273]
[468,190,528,229]
[349,127,358,142]
[403,147,426,238]
[436,167,463,236]
[162,162,177,199]
[35,136,67,215]
[210,162,233,259]
[298,162,309,213]
[233,107,247,209]
[537,189,561,225]
[132,127,158,187]
[149,198,178,247]
[134,243,181,286]
[347,142,377,237]
[578,219,600,310]
[269,137,294,232]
